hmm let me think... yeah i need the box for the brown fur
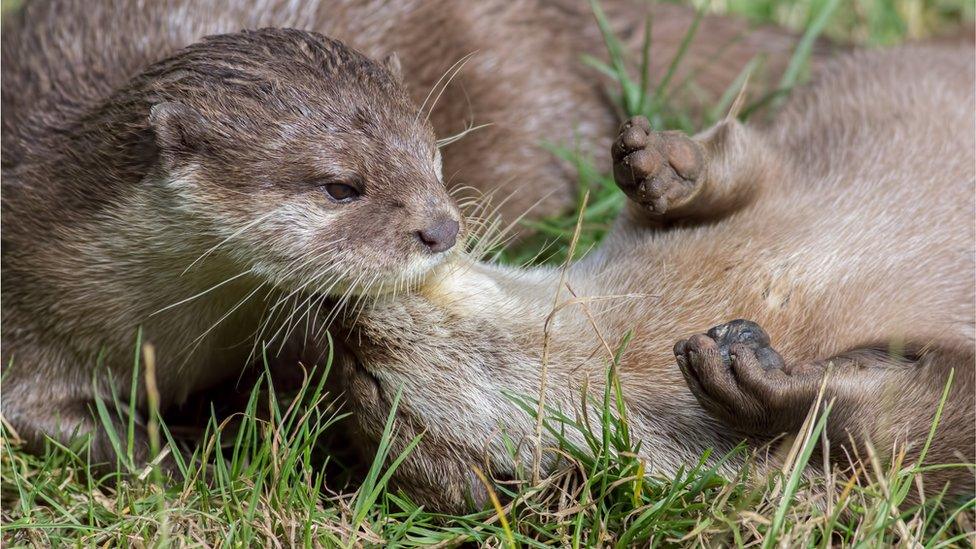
[336,44,976,512]
[1,0,805,463]
[2,0,808,227]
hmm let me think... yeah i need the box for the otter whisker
[306,271,353,339]
[305,260,368,344]
[463,190,518,257]
[302,287,338,346]
[261,245,340,311]
[454,188,502,234]
[249,249,345,359]
[436,122,493,148]
[188,280,268,352]
[321,271,367,329]
[472,188,560,261]
[254,252,356,361]
[264,259,348,354]
[462,184,503,219]
[275,268,350,355]
[415,51,477,124]
[259,272,328,339]
[425,54,477,123]
[219,237,342,356]
[150,267,256,316]
[181,210,279,276]
[349,272,382,327]
[447,184,480,199]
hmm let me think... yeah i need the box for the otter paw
[674,319,820,435]
[612,116,704,215]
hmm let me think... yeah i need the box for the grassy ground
[2,1,974,546]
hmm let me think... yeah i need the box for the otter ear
[382,52,403,81]
[149,101,210,159]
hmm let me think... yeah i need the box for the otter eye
[323,182,360,202]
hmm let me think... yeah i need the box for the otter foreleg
[612,117,777,225]
[673,319,975,497]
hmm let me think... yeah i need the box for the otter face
[333,310,529,513]
[331,285,570,512]
[145,29,461,296]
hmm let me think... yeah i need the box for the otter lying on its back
[2,28,460,462]
[337,44,975,511]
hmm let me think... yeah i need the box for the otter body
[338,45,975,511]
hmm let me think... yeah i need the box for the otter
[335,44,975,511]
[3,0,810,229]
[1,0,807,462]
[1,27,461,462]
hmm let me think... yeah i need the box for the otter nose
[416,219,459,253]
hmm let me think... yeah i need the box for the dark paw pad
[612,116,704,215]
[705,319,784,372]
[673,319,814,435]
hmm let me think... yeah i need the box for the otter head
[331,277,577,513]
[140,28,459,295]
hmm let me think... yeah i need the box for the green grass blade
[763,401,834,548]
[778,0,840,92]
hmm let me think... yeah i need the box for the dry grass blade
[534,190,589,485]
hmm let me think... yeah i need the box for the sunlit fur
[337,45,976,512]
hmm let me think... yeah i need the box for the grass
[3,0,975,546]
[705,0,974,45]
[4,346,973,546]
